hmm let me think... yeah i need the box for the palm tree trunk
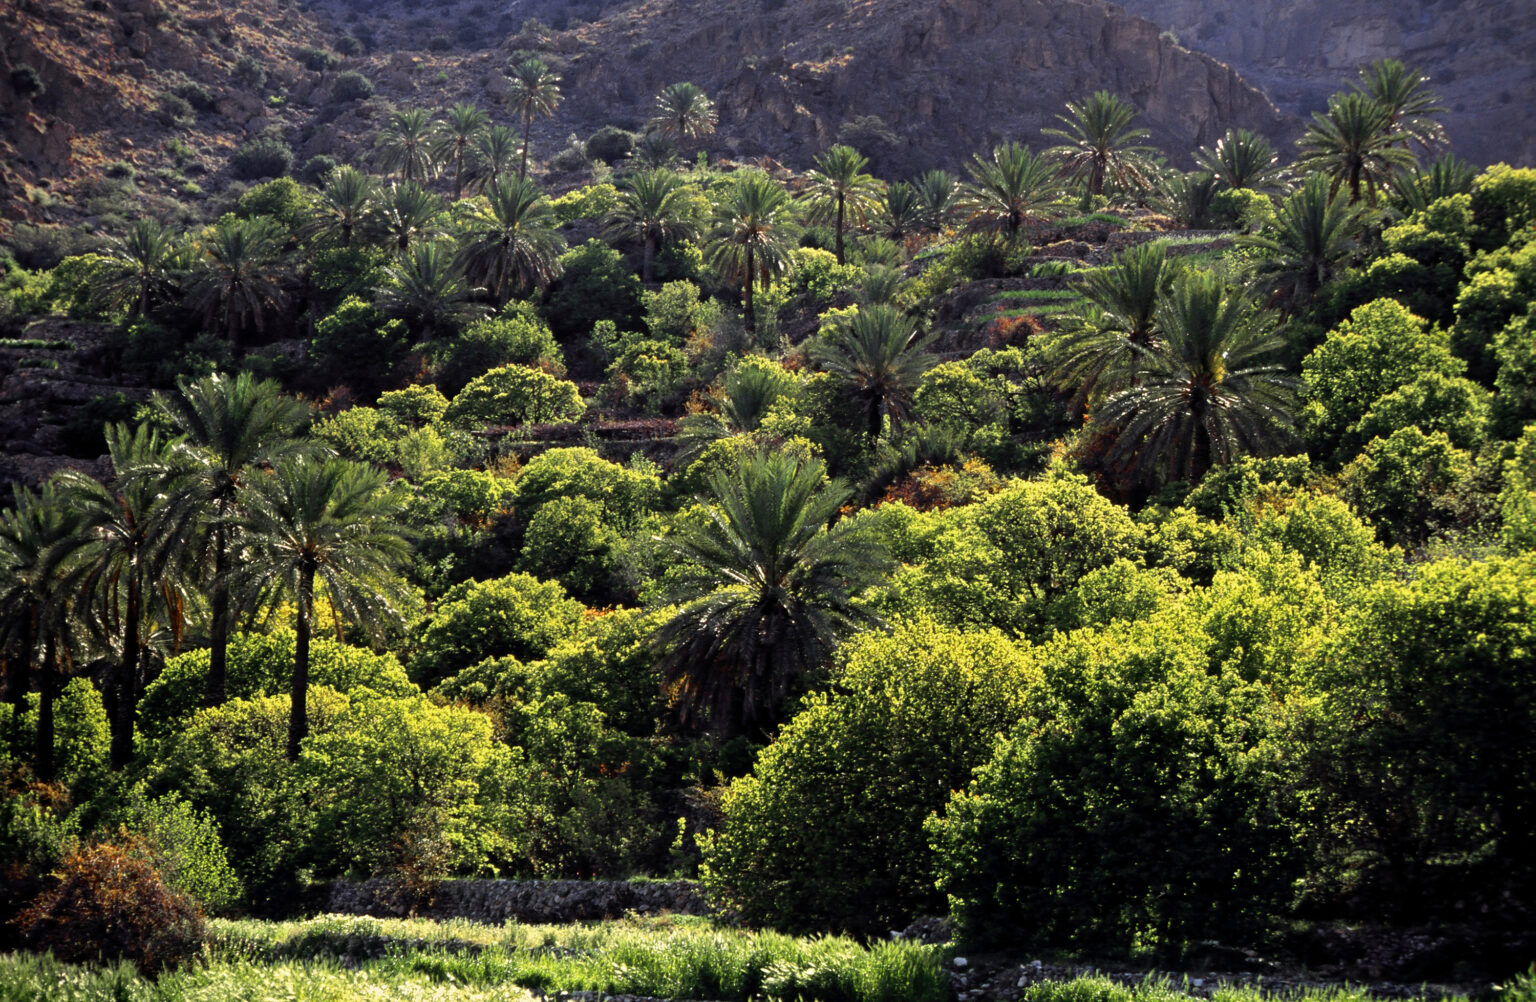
[743,246,756,338]
[6,607,34,717]
[453,150,465,201]
[205,522,229,706]
[36,635,55,784]
[287,566,315,762]
[519,116,533,184]
[835,194,846,265]
[110,574,140,770]
[642,235,656,285]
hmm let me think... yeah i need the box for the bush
[335,34,364,56]
[9,65,44,100]
[544,239,644,342]
[330,70,374,103]
[444,364,586,428]
[434,306,564,394]
[172,78,216,111]
[409,572,586,689]
[512,446,662,530]
[16,842,207,974]
[517,495,622,602]
[114,793,242,911]
[585,125,637,164]
[295,46,341,71]
[310,295,412,394]
[230,136,294,180]
[297,154,339,187]
[233,53,267,90]
[156,91,196,127]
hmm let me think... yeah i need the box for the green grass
[0,338,70,350]
[993,289,1080,301]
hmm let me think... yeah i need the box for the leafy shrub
[295,46,341,71]
[233,53,267,89]
[433,306,564,394]
[444,364,586,428]
[516,495,622,601]
[156,91,196,127]
[409,572,585,689]
[172,78,216,111]
[310,296,411,394]
[512,446,662,530]
[297,154,340,186]
[330,70,374,103]
[415,468,516,528]
[113,793,242,911]
[230,136,294,180]
[585,125,637,164]
[9,64,44,99]
[335,34,364,56]
[543,239,643,341]
[377,383,450,427]
[16,842,207,974]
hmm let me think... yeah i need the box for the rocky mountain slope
[1108,0,1536,167]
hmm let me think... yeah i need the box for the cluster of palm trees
[0,373,414,775]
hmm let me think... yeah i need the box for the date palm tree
[433,102,489,200]
[467,124,520,195]
[801,144,883,265]
[1155,171,1221,229]
[152,372,310,707]
[960,142,1065,240]
[304,165,376,249]
[1239,175,1360,317]
[1043,91,1157,197]
[507,57,562,183]
[707,171,794,338]
[1095,270,1296,484]
[237,455,414,760]
[378,241,487,340]
[1355,58,1447,152]
[604,168,700,284]
[96,218,183,318]
[649,82,717,146]
[1295,92,1416,205]
[1053,240,1181,409]
[654,451,889,736]
[1390,154,1476,215]
[877,181,924,242]
[677,360,797,460]
[809,303,937,444]
[457,176,565,303]
[373,180,445,253]
[375,107,439,184]
[1193,128,1287,194]
[186,217,288,350]
[914,169,961,233]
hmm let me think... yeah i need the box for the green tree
[707,171,794,338]
[433,305,564,394]
[96,219,183,318]
[457,177,565,303]
[678,356,798,460]
[801,145,882,265]
[1240,175,1360,317]
[506,57,562,183]
[1042,91,1156,197]
[809,303,937,444]
[1095,271,1296,484]
[648,82,717,146]
[915,168,961,233]
[1295,91,1416,205]
[1338,426,1472,549]
[960,142,1065,240]
[237,456,415,760]
[466,124,520,195]
[304,165,376,249]
[186,217,288,350]
[443,363,586,428]
[375,107,438,184]
[604,168,700,284]
[152,372,310,707]
[1052,240,1179,408]
[433,102,489,200]
[1192,128,1286,194]
[408,571,584,690]
[377,241,486,341]
[372,180,444,253]
[653,451,890,736]
[1354,58,1447,152]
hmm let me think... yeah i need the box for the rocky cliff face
[1108,0,1536,167]
[554,0,1297,175]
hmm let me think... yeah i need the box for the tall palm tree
[707,171,794,338]
[1193,128,1287,194]
[237,456,414,760]
[649,82,717,146]
[457,176,565,303]
[0,485,82,783]
[466,124,521,195]
[373,180,445,253]
[96,218,182,318]
[653,451,889,736]
[960,142,1066,240]
[1295,92,1417,205]
[52,424,185,770]
[433,102,489,200]
[914,168,961,233]
[809,303,937,444]
[506,57,562,183]
[1239,175,1360,317]
[378,241,487,340]
[1355,58,1447,152]
[604,168,700,284]
[304,165,376,249]
[1053,240,1180,409]
[186,217,288,350]
[152,372,311,707]
[801,144,883,265]
[1095,270,1296,484]
[1043,91,1157,197]
[375,107,439,184]
[877,181,925,242]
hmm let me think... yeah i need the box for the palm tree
[1295,92,1417,205]
[457,176,565,303]
[1239,175,1360,317]
[378,241,487,340]
[1095,270,1296,484]
[237,455,414,760]
[1390,154,1476,215]
[960,142,1066,240]
[809,303,937,444]
[632,133,678,170]
[186,217,288,350]
[375,107,439,184]
[433,102,489,200]
[653,451,889,736]
[604,168,700,284]
[1043,91,1157,197]
[707,171,795,338]
[373,180,445,253]
[1355,58,1447,152]
[304,165,376,249]
[52,423,186,770]
[152,372,311,707]
[649,82,717,146]
[877,181,924,242]
[1053,240,1180,409]
[96,218,182,318]
[466,124,520,195]
[506,57,562,183]
[801,144,883,265]
[1193,128,1287,194]
[0,484,81,782]
[1155,171,1221,229]
[914,169,961,233]
[677,360,796,460]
